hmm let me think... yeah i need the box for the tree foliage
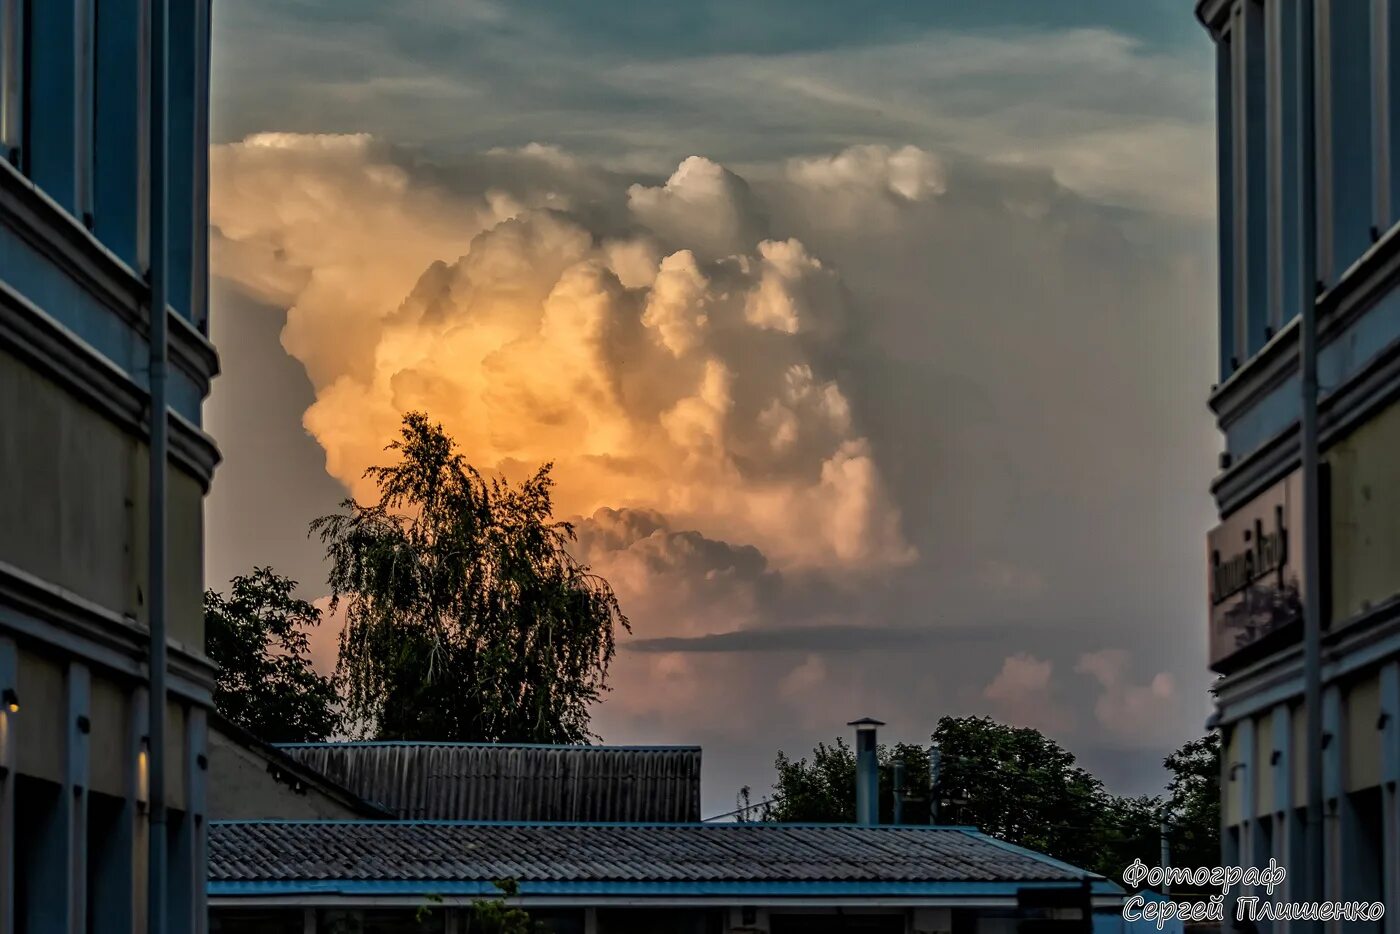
[312,412,629,743]
[760,738,932,824]
[759,716,1214,880]
[1162,731,1221,869]
[204,567,341,743]
[465,880,534,934]
[931,715,1115,870]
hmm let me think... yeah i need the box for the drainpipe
[848,717,883,826]
[1295,0,1324,918]
[147,1,170,932]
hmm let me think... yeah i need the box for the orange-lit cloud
[211,135,913,573]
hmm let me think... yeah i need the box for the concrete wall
[0,346,205,643]
[1328,398,1400,627]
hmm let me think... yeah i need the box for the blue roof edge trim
[210,880,1127,898]
[272,741,703,751]
[211,818,986,831]
[968,832,1124,895]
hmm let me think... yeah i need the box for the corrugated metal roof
[275,743,702,822]
[208,821,1102,889]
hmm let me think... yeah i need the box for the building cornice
[1209,221,1400,516]
[1196,0,1232,37]
[0,157,219,395]
[0,279,221,490]
[1214,596,1400,723]
[0,558,216,701]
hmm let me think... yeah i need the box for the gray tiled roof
[274,743,702,822]
[209,821,1097,886]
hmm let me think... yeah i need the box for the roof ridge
[274,741,703,750]
[210,818,984,830]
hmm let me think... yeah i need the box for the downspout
[1295,0,1323,920]
[147,0,169,931]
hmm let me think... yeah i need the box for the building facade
[1197,0,1400,922]
[0,1,216,932]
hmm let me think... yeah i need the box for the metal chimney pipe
[848,717,884,826]
[892,761,906,826]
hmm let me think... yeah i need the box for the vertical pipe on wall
[146,0,169,931]
[1296,0,1324,922]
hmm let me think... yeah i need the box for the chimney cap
[847,717,886,729]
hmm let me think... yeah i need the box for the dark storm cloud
[627,624,957,654]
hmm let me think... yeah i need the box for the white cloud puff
[1075,648,1179,746]
[788,144,946,202]
[627,156,768,260]
[983,652,1072,734]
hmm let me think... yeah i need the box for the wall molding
[1211,310,1400,516]
[0,560,216,705]
[0,157,218,395]
[0,279,221,489]
[1216,595,1400,723]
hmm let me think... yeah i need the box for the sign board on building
[1207,471,1304,672]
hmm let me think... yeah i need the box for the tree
[1162,732,1221,869]
[204,567,341,743]
[762,738,932,824]
[312,411,629,743]
[1095,794,1166,883]
[757,716,1168,879]
[931,716,1111,870]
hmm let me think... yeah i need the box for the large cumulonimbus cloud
[210,131,1214,805]
[212,134,913,573]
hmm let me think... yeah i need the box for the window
[1381,0,1400,234]
[1342,787,1384,932]
[1320,0,1375,283]
[1217,0,1272,374]
[87,790,133,934]
[1218,28,1237,377]
[26,0,95,221]
[1234,0,1269,357]
[0,0,21,162]
[93,0,147,267]
[168,0,193,320]
[15,774,66,934]
[167,808,194,932]
[1266,0,1302,331]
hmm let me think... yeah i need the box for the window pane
[1242,0,1269,356]
[1269,0,1302,329]
[0,0,21,155]
[1218,33,1236,377]
[27,0,80,210]
[93,0,145,266]
[1388,0,1400,226]
[1327,0,1374,280]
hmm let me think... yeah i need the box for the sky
[205,0,1222,818]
